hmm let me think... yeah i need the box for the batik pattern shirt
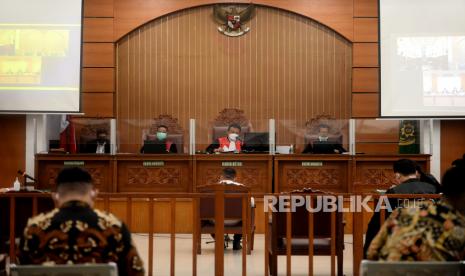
[18,200,144,275]
[367,199,465,261]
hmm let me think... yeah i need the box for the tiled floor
[132,234,354,276]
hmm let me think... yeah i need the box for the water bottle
[13,177,21,191]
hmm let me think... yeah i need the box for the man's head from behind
[227,124,241,141]
[221,167,237,181]
[393,159,417,184]
[54,167,97,207]
[442,156,465,213]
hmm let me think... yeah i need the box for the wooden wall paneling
[82,68,115,92]
[83,43,115,67]
[440,120,465,175]
[352,93,379,117]
[116,6,352,152]
[113,0,354,42]
[83,18,114,42]
[84,0,114,17]
[353,43,378,67]
[0,115,25,188]
[356,143,399,154]
[355,119,399,142]
[352,68,379,92]
[353,18,378,42]
[82,93,115,117]
[353,0,378,17]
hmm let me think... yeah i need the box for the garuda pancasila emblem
[213,5,255,37]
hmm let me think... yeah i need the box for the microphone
[17,170,36,182]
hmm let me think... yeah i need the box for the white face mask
[228,133,239,141]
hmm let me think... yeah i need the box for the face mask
[228,133,239,141]
[156,132,167,141]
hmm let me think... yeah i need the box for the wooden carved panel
[359,169,396,186]
[354,162,397,192]
[286,168,340,187]
[149,114,184,134]
[196,160,270,193]
[38,165,108,191]
[213,108,250,127]
[117,160,190,192]
[305,114,344,136]
[204,168,260,190]
[277,160,348,192]
[127,167,181,186]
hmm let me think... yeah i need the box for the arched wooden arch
[113,0,354,42]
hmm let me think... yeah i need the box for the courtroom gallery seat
[211,108,252,141]
[196,184,255,254]
[360,260,465,276]
[268,189,345,276]
[10,262,118,276]
[143,114,185,153]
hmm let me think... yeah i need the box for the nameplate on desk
[63,161,85,166]
[301,161,323,167]
[222,161,243,167]
[143,161,165,167]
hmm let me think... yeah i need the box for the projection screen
[0,0,82,113]
[380,0,465,117]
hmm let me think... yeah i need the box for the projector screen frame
[0,0,84,114]
[378,0,465,119]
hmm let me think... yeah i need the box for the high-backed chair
[77,121,111,153]
[303,114,346,148]
[268,188,345,276]
[142,114,184,153]
[10,263,118,276]
[196,183,255,254]
[211,108,252,141]
[360,260,465,276]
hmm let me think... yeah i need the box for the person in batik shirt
[18,167,144,275]
[367,157,465,261]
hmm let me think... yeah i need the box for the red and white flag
[59,115,77,153]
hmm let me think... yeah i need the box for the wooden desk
[194,154,273,193]
[116,154,192,192]
[35,154,114,192]
[274,154,352,192]
[351,154,431,193]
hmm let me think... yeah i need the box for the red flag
[59,115,77,153]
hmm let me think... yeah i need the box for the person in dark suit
[302,124,346,154]
[140,125,178,154]
[363,159,439,257]
[206,124,242,154]
[84,128,110,154]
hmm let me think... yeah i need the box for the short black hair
[96,128,107,136]
[55,167,93,195]
[222,168,237,180]
[157,124,168,131]
[393,159,417,176]
[228,124,241,132]
[442,157,465,198]
[451,153,465,167]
